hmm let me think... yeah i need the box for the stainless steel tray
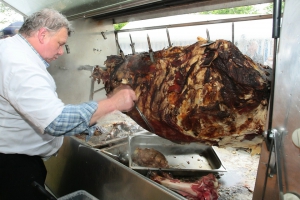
[128,134,227,176]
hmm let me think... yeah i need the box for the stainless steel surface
[253,0,300,198]
[45,137,185,200]
[2,0,272,21]
[128,134,226,176]
[101,142,129,166]
[273,129,284,200]
[1,0,161,18]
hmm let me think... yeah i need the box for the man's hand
[89,85,137,125]
[107,84,137,112]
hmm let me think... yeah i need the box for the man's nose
[58,46,64,55]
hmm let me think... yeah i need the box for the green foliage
[114,22,128,31]
[200,5,258,14]
[200,3,285,15]
[0,2,21,25]
[264,2,285,14]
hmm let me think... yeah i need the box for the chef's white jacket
[0,34,64,157]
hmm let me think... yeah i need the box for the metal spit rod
[129,33,136,55]
[263,0,283,199]
[147,34,155,62]
[166,28,172,48]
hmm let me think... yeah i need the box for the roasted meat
[149,171,219,200]
[132,147,169,168]
[92,38,272,148]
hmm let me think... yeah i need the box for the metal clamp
[262,128,284,200]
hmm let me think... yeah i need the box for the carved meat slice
[92,38,272,149]
[149,171,219,200]
[132,147,169,168]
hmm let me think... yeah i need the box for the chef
[0,8,137,200]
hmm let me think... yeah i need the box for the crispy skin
[92,39,272,148]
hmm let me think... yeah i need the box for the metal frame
[116,14,273,33]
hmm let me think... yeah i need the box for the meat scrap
[149,171,218,200]
[132,147,169,168]
[92,38,272,148]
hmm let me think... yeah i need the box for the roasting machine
[2,0,300,199]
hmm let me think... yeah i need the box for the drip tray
[129,134,227,176]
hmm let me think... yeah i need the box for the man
[0,8,137,199]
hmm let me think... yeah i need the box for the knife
[134,103,155,133]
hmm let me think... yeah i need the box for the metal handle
[272,0,282,39]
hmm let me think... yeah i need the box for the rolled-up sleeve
[44,101,98,137]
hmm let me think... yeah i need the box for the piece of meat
[149,171,218,200]
[132,147,169,168]
[92,38,272,148]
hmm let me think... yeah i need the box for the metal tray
[128,134,226,176]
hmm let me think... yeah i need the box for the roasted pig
[92,38,272,149]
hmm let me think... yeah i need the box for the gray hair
[19,8,73,37]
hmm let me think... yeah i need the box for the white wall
[48,18,116,104]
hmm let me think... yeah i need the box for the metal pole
[232,22,234,44]
[267,0,282,132]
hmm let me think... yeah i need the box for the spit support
[115,32,125,59]
[129,33,136,55]
[147,34,155,63]
[166,28,172,48]
[200,28,215,47]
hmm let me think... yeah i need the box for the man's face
[40,27,68,63]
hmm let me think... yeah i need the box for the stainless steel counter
[44,136,185,200]
[44,135,259,200]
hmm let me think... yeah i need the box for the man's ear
[37,27,48,44]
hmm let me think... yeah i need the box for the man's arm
[45,85,137,136]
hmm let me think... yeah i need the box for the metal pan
[128,134,227,176]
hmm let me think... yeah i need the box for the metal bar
[89,69,96,101]
[129,33,136,54]
[115,32,125,59]
[93,87,105,94]
[267,38,278,132]
[166,28,172,47]
[232,22,234,44]
[147,34,155,62]
[273,130,284,200]
[262,136,274,200]
[267,0,282,133]
[116,14,273,33]
[67,0,163,20]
